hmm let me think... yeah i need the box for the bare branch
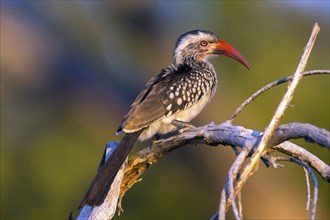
[260,154,285,169]
[79,122,329,219]
[219,190,226,220]
[273,142,330,182]
[227,70,330,123]
[89,158,127,220]
[227,147,251,220]
[271,123,330,149]
[237,192,243,220]
[116,122,329,210]
[303,167,311,211]
[276,157,319,220]
[78,143,127,220]
[227,23,321,219]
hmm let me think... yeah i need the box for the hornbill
[79,30,250,208]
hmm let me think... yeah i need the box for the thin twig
[276,157,319,220]
[274,141,330,182]
[227,69,329,123]
[237,192,243,219]
[303,167,311,211]
[226,24,321,215]
[219,190,227,220]
[261,154,285,169]
[227,147,253,219]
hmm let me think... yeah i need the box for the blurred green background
[1,1,329,219]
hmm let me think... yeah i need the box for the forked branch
[221,23,321,220]
[227,70,330,123]
[76,23,329,220]
[83,122,329,219]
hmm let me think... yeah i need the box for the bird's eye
[200,40,208,47]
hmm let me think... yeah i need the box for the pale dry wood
[116,122,329,213]
[273,141,329,182]
[227,70,330,123]
[223,23,321,219]
[275,157,319,220]
[303,167,311,211]
[77,144,128,220]
[79,122,329,219]
[89,159,127,220]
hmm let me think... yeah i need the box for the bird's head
[174,30,250,70]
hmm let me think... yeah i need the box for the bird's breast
[138,66,218,141]
[138,91,215,141]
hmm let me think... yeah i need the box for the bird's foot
[152,134,163,145]
[172,120,196,133]
[152,139,162,145]
[153,133,162,140]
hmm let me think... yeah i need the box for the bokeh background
[1,1,329,219]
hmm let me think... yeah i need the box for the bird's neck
[175,56,213,70]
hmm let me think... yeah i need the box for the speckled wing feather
[118,64,192,133]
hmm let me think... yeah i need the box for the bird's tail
[79,130,143,208]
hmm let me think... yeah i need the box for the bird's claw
[172,120,196,133]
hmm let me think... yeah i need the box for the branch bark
[270,123,330,149]
[117,122,330,213]
[222,23,321,219]
[77,110,329,219]
[77,143,128,220]
[227,70,330,123]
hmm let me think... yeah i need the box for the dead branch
[273,141,329,182]
[227,70,330,123]
[116,122,330,212]
[77,23,329,220]
[270,123,330,149]
[222,23,321,219]
[303,167,311,211]
[78,113,329,219]
[77,143,127,220]
[276,157,319,220]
